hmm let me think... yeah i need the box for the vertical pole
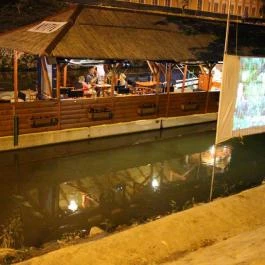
[209,144,217,201]
[63,64,68,87]
[56,64,61,99]
[111,68,115,98]
[13,115,19,146]
[224,0,231,54]
[56,63,61,130]
[181,64,187,93]
[204,63,215,113]
[210,0,231,200]
[13,50,19,146]
[154,63,160,84]
[147,61,155,81]
[166,63,171,93]
[13,50,18,103]
[166,63,172,117]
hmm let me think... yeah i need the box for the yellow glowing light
[68,200,78,212]
[209,145,216,156]
[152,179,159,189]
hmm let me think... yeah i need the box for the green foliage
[0,212,24,249]
[0,0,65,33]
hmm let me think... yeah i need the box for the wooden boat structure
[0,0,265,151]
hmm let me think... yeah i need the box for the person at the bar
[86,66,100,96]
[118,72,127,87]
[86,66,98,85]
[78,75,95,97]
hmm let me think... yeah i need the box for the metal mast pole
[224,0,232,54]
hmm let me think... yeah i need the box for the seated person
[86,66,99,96]
[77,76,94,97]
[86,66,98,85]
[78,76,89,90]
[118,72,127,87]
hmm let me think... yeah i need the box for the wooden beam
[111,68,116,97]
[166,63,172,117]
[181,64,188,93]
[13,50,18,103]
[56,64,62,130]
[56,63,61,99]
[204,63,216,113]
[153,63,160,83]
[157,63,166,77]
[199,64,206,74]
[63,64,68,87]
[166,63,172,93]
[147,61,155,81]
[147,60,154,74]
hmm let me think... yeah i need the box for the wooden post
[181,64,188,93]
[63,64,68,87]
[56,63,61,99]
[152,63,160,83]
[111,67,116,98]
[204,63,215,113]
[166,63,172,117]
[13,50,19,145]
[166,63,171,93]
[56,63,61,130]
[13,50,18,103]
[147,60,155,81]
[157,63,166,78]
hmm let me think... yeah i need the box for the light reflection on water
[200,145,232,172]
[0,122,264,249]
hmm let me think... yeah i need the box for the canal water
[0,122,264,249]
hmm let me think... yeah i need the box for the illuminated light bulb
[209,145,216,156]
[68,200,78,212]
[152,179,159,189]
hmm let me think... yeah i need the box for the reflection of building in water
[58,159,199,213]
[58,145,232,214]
[201,145,231,172]
[189,145,232,173]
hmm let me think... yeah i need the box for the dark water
[0,122,264,249]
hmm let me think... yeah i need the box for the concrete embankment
[17,184,265,265]
[163,225,265,265]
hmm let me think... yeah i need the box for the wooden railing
[0,103,13,137]
[15,100,59,134]
[0,91,219,137]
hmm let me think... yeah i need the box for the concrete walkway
[17,184,265,265]
[163,226,265,265]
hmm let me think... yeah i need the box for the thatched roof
[0,7,77,56]
[0,1,265,61]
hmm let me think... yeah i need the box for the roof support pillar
[205,63,215,113]
[181,64,188,93]
[166,63,172,117]
[147,61,155,81]
[56,63,61,99]
[110,66,116,98]
[63,64,68,87]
